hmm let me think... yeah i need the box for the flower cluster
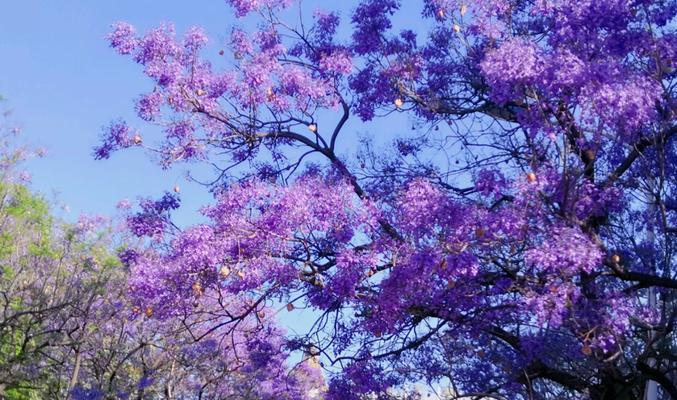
[93,120,136,160]
[126,192,180,238]
[227,0,292,17]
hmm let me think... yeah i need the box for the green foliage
[0,232,15,259]
[0,176,124,399]
[0,326,42,399]
[2,386,42,400]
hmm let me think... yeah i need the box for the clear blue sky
[0,1,244,223]
[0,0,422,223]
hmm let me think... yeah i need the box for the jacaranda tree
[100,0,676,398]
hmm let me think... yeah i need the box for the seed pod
[220,266,231,278]
[583,149,596,163]
[394,98,404,108]
[145,306,153,318]
[453,24,461,33]
[286,303,295,312]
[192,281,203,296]
[475,227,486,239]
[527,172,537,183]
[307,123,317,133]
[196,89,207,96]
[460,4,468,16]
[611,254,621,264]
[173,185,180,193]
[132,134,143,145]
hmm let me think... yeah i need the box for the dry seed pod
[192,281,203,296]
[460,4,468,16]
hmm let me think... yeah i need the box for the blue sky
[0,1,239,223]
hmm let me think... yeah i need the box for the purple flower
[107,22,137,55]
[319,51,353,75]
[183,26,208,51]
[93,120,135,160]
[135,91,163,121]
